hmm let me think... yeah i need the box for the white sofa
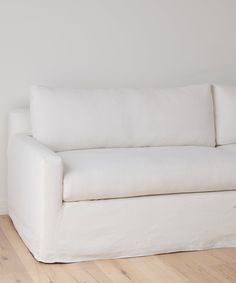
[7,84,236,263]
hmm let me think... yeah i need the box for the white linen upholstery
[214,85,236,145]
[7,136,236,262]
[218,144,236,152]
[7,107,236,263]
[31,85,215,151]
[8,134,63,258]
[9,166,236,262]
[59,146,236,201]
[8,109,31,140]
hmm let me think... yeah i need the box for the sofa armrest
[7,134,63,256]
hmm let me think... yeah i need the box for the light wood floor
[0,215,235,283]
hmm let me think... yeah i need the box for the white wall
[1,0,236,213]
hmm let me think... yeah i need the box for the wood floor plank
[0,273,34,283]
[115,256,192,283]
[115,258,151,283]
[95,259,133,283]
[209,248,236,264]
[0,215,235,283]
[211,263,236,282]
[66,262,113,283]
[0,221,34,282]
[0,216,50,283]
[158,251,227,283]
[144,255,191,283]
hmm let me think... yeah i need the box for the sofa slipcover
[218,144,236,152]
[214,85,236,145]
[31,84,215,151]
[7,134,236,263]
[60,146,236,201]
[7,84,236,263]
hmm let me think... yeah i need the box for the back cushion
[214,85,236,145]
[31,85,215,151]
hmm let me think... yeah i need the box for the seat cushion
[217,144,236,152]
[31,84,215,151]
[214,85,236,145]
[58,146,236,201]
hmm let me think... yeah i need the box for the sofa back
[214,85,236,145]
[30,85,215,151]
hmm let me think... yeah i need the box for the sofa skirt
[10,190,236,263]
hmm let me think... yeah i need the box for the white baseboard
[0,200,8,215]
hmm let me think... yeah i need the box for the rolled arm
[7,134,63,257]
